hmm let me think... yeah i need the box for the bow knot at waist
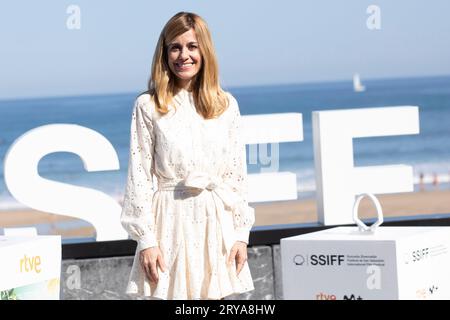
[157,172,223,192]
[156,171,242,255]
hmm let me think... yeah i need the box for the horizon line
[1,73,450,103]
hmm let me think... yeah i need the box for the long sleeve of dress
[120,96,158,251]
[222,95,255,244]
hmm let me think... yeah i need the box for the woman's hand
[227,241,248,276]
[139,246,167,283]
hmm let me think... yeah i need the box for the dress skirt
[125,187,255,300]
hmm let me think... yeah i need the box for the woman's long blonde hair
[148,12,229,119]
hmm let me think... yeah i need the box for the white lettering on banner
[366,265,382,290]
[66,265,81,290]
[2,107,420,240]
[257,143,279,172]
[66,5,81,30]
[0,236,61,295]
[4,124,127,241]
[366,5,381,30]
[242,113,303,203]
[313,106,420,225]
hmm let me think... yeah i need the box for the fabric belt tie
[158,171,241,256]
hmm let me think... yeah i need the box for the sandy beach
[253,189,450,226]
[1,189,450,239]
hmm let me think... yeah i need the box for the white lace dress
[120,89,255,300]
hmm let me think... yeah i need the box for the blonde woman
[120,12,255,300]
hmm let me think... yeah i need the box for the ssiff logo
[293,254,345,266]
[293,254,306,266]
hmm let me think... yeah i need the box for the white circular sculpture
[352,193,384,233]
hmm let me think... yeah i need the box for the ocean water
[0,75,450,210]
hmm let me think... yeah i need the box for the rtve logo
[316,292,336,300]
[20,254,42,274]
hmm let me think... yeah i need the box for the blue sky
[1,0,450,99]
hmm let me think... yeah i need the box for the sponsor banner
[0,236,61,299]
[281,227,450,300]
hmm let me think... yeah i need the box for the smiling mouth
[175,62,195,70]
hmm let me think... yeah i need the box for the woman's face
[167,28,202,89]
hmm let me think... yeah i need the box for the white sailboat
[353,73,366,92]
